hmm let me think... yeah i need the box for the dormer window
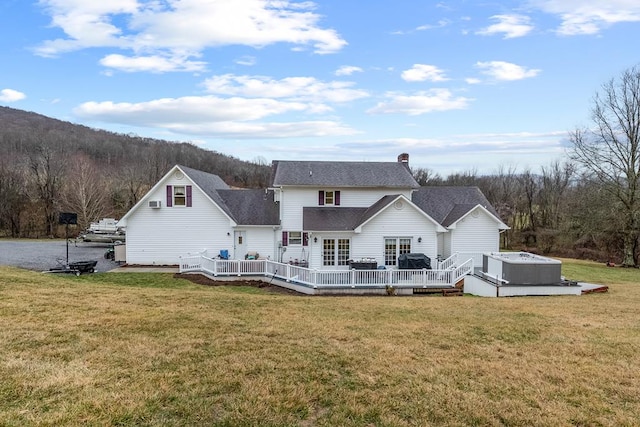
[318,190,341,206]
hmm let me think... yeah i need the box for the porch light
[314,237,318,243]
[418,237,422,243]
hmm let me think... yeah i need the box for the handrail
[179,255,476,289]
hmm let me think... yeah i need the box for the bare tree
[0,156,28,237]
[411,166,442,186]
[61,154,109,230]
[27,143,66,237]
[570,65,640,267]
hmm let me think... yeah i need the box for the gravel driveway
[0,240,120,273]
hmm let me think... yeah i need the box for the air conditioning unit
[148,200,161,209]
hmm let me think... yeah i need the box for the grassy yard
[1,261,639,426]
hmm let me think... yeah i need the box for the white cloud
[203,74,369,103]
[75,96,308,123]
[0,89,26,102]
[35,0,346,70]
[401,64,449,82]
[73,94,359,138]
[476,14,534,39]
[367,89,472,115]
[416,19,450,31]
[475,61,541,81]
[335,65,363,76]
[99,54,207,73]
[235,56,257,66]
[531,0,640,35]
[465,77,482,85]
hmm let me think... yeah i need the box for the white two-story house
[119,154,508,268]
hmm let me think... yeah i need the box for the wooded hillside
[0,106,270,236]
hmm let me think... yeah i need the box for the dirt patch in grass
[173,272,302,295]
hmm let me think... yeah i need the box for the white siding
[126,176,233,265]
[450,209,500,256]
[279,187,414,231]
[241,227,279,260]
[353,203,439,267]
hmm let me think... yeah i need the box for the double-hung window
[166,185,192,207]
[318,190,341,206]
[282,231,309,247]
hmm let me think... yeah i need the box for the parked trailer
[45,260,98,276]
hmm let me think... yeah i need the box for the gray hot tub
[482,252,562,285]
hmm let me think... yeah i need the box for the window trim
[323,237,350,266]
[318,190,341,206]
[384,237,412,266]
[166,184,192,207]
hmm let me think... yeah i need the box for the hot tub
[482,252,561,285]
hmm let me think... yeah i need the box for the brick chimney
[397,153,409,168]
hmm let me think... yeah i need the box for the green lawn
[1,260,639,426]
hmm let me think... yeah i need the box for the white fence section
[179,255,474,290]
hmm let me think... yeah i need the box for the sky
[1,0,639,176]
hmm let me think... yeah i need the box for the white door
[234,231,247,259]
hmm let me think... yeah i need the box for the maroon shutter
[335,190,341,206]
[166,185,173,207]
[318,190,325,206]
[186,185,192,207]
[282,231,288,246]
[303,232,309,246]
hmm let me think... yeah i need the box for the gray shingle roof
[180,165,235,220]
[180,165,229,190]
[411,186,501,227]
[217,189,280,225]
[271,160,419,188]
[303,195,401,231]
[303,207,367,231]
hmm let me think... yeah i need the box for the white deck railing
[179,256,474,290]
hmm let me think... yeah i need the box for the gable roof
[304,194,446,233]
[412,186,505,228]
[271,160,420,188]
[179,165,235,221]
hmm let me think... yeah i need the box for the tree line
[2,65,639,265]
[0,106,271,237]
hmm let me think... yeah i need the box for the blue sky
[1,0,639,175]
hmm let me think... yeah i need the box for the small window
[288,231,302,245]
[174,186,186,206]
[325,191,334,205]
[319,190,341,206]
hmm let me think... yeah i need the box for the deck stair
[441,288,463,297]
[581,285,609,294]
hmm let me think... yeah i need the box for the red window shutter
[318,190,325,206]
[335,190,341,206]
[282,231,288,246]
[303,232,309,246]
[186,185,192,207]
[166,185,173,207]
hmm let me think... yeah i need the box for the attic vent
[148,200,162,209]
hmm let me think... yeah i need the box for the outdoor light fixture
[314,237,318,243]
[418,237,422,243]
